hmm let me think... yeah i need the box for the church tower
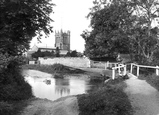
[55,30,70,51]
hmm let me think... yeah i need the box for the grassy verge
[22,64,85,75]
[138,73,159,91]
[77,76,133,115]
[132,67,159,91]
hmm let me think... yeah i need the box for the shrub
[0,57,32,101]
[77,78,133,115]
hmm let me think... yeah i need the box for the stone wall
[38,57,91,68]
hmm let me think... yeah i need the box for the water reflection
[43,79,51,85]
[23,70,103,101]
[55,78,70,96]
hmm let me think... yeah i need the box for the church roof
[34,44,56,49]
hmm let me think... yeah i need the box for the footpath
[125,73,159,115]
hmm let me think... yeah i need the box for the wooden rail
[90,60,159,79]
[130,63,159,76]
[112,64,127,80]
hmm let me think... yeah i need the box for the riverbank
[22,64,111,80]
[9,76,132,115]
[1,65,133,115]
[22,64,86,75]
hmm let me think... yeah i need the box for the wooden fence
[91,61,127,79]
[91,60,159,79]
[130,63,159,76]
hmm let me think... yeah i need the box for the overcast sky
[30,0,94,52]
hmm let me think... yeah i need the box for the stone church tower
[55,30,70,51]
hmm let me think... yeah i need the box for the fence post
[156,66,159,76]
[137,65,139,76]
[112,68,115,80]
[118,64,121,74]
[115,63,117,68]
[130,63,133,73]
[106,61,109,68]
[124,65,127,75]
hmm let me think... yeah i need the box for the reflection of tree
[55,78,70,96]
[86,79,104,94]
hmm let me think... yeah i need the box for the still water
[22,70,103,101]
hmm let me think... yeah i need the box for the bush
[77,78,133,115]
[0,57,32,101]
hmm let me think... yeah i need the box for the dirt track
[21,96,79,115]
[125,73,159,115]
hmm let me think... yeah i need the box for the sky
[30,0,94,52]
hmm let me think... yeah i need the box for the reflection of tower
[55,30,70,51]
[55,78,70,96]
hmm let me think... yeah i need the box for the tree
[0,0,54,101]
[82,0,159,65]
[70,50,78,57]
[128,0,159,64]
[0,0,54,56]
[32,50,55,59]
[81,0,132,58]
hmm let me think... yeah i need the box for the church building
[27,29,71,58]
[55,30,70,51]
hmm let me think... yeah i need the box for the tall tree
[81,0,133,58]
[0,0,54,56]
[82,0,159,64]
[129,0,159,64]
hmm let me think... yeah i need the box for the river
[22,69,103,101]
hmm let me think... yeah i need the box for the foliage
[65,50,82,57]
[77,77,133,115]
[0,58,32,101]
[0,0,54,56]
[82,0,159,65]
[0,0,54,103]
[81,0,132,58]
[32,50,55,59]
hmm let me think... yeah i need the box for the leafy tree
[81,0,132,58]
[0,0,54,56]
[32,50,55,59]
[0,0,54,101]
[128,0,159,64]
[82,0,159,65]
[70,50,78,57]
[65,51,71,57]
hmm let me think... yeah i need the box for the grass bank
[77,76,133,115]
[138,73,159,91]
[22,64,85,75]
[132,67,159,91]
